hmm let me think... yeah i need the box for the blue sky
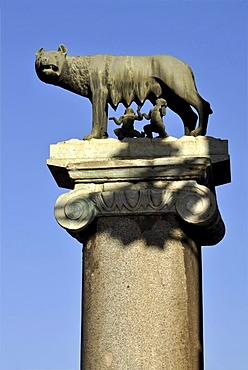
[1,0,247,369]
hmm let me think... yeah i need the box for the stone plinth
[47,136,230,189]
[48,136,230,370]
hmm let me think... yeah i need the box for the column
[47,136,230,370]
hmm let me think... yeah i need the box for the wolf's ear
[35,47,44,57]
[58,44,68,56]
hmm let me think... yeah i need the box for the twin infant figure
[109,98,168,140]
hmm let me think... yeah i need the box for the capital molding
[54,180,224,245]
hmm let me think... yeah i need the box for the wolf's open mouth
[42,64,59,72]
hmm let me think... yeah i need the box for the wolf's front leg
[84,90,109,140]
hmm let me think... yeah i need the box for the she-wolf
[35,44,212,140]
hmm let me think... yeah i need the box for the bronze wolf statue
[35,44,212,139]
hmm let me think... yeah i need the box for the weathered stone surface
[48,136,228,161]
[47,136,230,188]
[81,215,203,370]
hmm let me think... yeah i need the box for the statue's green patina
[35,44,212,140]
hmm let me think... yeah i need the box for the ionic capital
[54,180,224,245]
